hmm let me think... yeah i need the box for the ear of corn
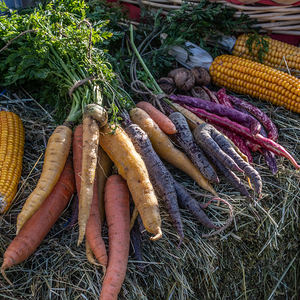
[0,111,25,213]
[210,54,300,113]
[233,34,300,71]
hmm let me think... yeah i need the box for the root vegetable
[73,124,107,268]
[193,124,244,174]
[99,124,162,241]
[130,203,144,272]
[97,146,113,224]
[99,175,130,300]
[1,156,75,284]
[83,104,108,127]
[78,116,100,246]
[168,112,218,183]
[191,86,211,102]
[16,122,73,234]
[204,150,251,198]
[124,120,184,245]
[214,125,253,163]
[173,180,219,229]
[168,68,195,92]
[136,101,177,134]
[190,66,211,86]
[156,77,176,95]
[129,108,218,196]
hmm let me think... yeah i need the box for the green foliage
[116,0,259,81]
[245,32,270,64]
[0,0,132,124]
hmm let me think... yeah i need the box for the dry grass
[0,90,299,300]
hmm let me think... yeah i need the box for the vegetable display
[0,0,299,299]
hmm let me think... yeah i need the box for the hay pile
[0,90,299,299]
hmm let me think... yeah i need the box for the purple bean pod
[170,94,262,135]
[216,87,234,108]
[202,86,220,103]
[227,94,278,141]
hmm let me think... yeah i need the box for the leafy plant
[244,31,270,63]
[0,0,132,123]
[115,0,260,81]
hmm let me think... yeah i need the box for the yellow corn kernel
[210,55,300,113]
[0,111,25,213]
[233,34,300,73]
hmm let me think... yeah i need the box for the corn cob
[0,111,25,213]
[233,34,300,71]
[210,55,300,113]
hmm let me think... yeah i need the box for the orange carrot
[16,123,73,234]
[136,101,177,134]
[97,145,113,225]
[99,174,130,300]
[73,124,107,269]
[1,156,75,285]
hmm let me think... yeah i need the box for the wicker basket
[210,0,300,35]
[120,0,300,35]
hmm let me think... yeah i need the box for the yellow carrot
[99,124,162,241]
[16,124,72,234]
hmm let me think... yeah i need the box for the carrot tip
[1,266,13,286]
[149,227,163,241]
[102,266,106,276]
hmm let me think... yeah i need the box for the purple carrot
[202,86,220,103]
[170,94,261,135]
[190,122,244,173]
[65,193,79,230]
[122,114,184,246]
[173,180,220,229]
[214,125,253,163]
[168,112,219,183]
[204,148,251,198]
[182,104,300,169]
[194,123,262,195]
[130,203,144,272]
[227,94,278,141]
[217,87,234,108]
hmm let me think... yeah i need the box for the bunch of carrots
[1,98,234,299]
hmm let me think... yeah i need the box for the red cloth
[269,34,300,46]
[106,0,141,21]
[225,0,300,5]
